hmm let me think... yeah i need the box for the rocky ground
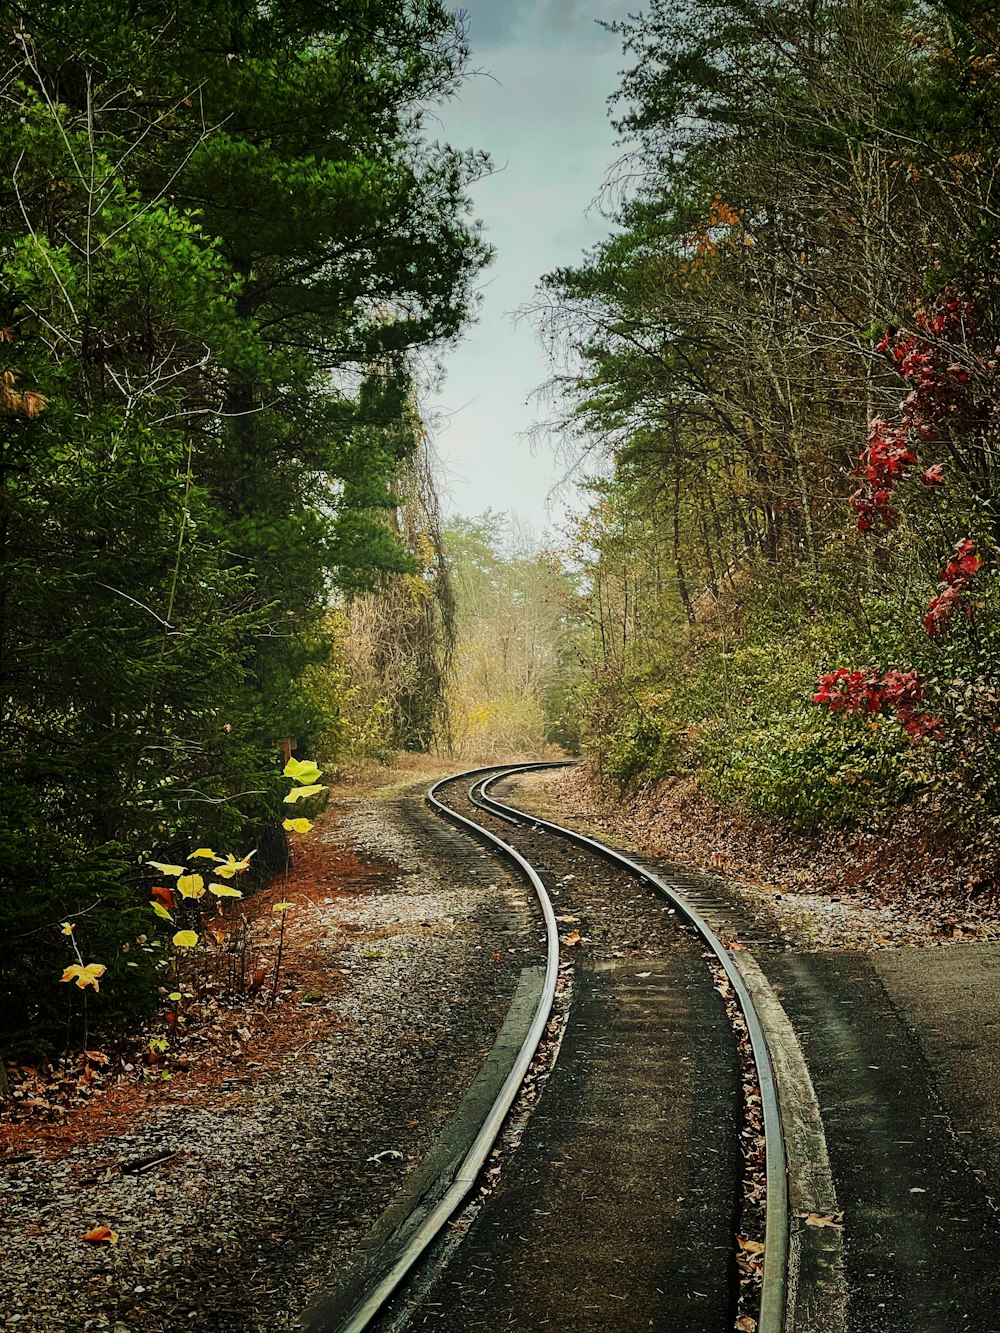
[8,756,1000,1333]
[0,763,542,1332]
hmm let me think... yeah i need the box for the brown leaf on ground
[82,1225,118,1244]
[737,1235,766,1253]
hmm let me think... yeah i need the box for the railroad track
[297,762,792,1333]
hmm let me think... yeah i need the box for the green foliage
[0,777,155,1060]
[542,0,1000,840]
[444,514,586,760]
[701,711,922,829]
[0,3,488,1057]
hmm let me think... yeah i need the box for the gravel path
[1,783,543,1333]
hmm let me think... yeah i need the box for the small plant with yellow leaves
[59,923,107,993]
[267,755,326,1006]
[145,844,257,1014]
[58,919,106,1050]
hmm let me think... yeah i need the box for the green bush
[0,777,156,1061]
[581,559,943,827]
[700,708,924,828]
[601,709,685,787]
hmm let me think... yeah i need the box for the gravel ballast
[1,780,544,1332]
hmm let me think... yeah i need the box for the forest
[538,0,1000,836]
[4,0,1000,1062]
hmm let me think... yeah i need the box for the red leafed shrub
[924,537,983,636]
[851,416,916,529]
[854,288,982,531]
[812,667,944,741]
[941,536,983,586]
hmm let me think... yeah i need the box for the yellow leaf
[147,860,185,877]
[216,850,257,876]
[209,883,243,898]
[284,757,322,785]
[60,921,75,935]
[60,963,107,991]
[283,784,324,804]
[282,817,313,834]
[272,901,294,913]
[177,873,205,899]
[189,847,219,860]
[172,930,199,950]
[150,901,174,922]
[168,991,182,1001]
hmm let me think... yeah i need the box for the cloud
[463,0,613,52]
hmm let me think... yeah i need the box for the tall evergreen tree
[0,0,489,1053]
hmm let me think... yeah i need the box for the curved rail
[325,766,561,1333]
[474,762,789,1333]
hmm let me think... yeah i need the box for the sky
[423,0,633,537]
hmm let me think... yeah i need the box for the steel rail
[324,765,560,1333]
[475,762,790,1333]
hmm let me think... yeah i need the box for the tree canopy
[538,0,1000,830]
[0,0,490,1054]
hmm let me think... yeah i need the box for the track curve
[297,765,560,1333]
[300,761,789,1333]
[475,762,790,1333]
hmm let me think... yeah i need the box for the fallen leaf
[82,1225,118,1245]
[245,968,266,994]
[801,1211,844,1229]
